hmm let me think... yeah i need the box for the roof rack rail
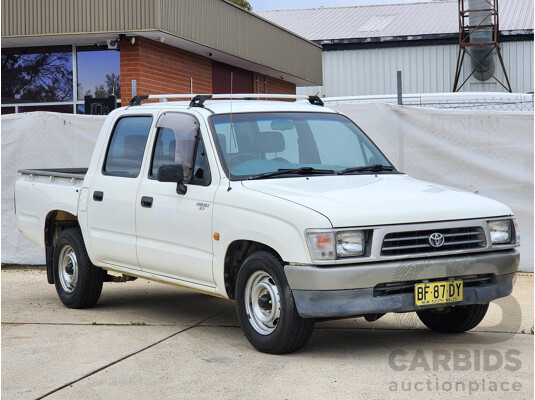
[127,93,325,107]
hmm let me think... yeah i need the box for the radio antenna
[227,72,233,192]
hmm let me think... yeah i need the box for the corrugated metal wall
[1,0,323,86]
[298,41,533,96]
[1,0,159,35]
[159,0,322,86]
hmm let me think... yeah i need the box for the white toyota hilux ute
[15,94,520,354]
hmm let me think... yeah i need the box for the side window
[103,116,153,177]
[150,112,209,185]
[190,139,211,186]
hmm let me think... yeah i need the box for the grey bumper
[286,250,519,318]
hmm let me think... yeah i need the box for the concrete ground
[2,268,533,400]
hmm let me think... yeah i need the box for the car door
[135,112,217,287]
[86,114,154,270]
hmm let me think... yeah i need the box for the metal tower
[453,0,512,92]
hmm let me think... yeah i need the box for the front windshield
[210,112,394,179]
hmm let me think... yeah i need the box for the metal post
[72,44,78,114]
[132,80,137,97]
[397,71,403,105]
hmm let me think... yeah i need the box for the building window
[1,46,73,104]
[76,47,120,100]
[1,45,121,114]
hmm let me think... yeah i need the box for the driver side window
[150,113,211,186]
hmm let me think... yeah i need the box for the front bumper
[285,250,519,318]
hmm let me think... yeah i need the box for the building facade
[1,0,323,114]
[258,0,533,97]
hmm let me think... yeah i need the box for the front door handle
[141,196,153,208]
[93,191,104,201]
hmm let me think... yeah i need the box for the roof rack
[128,93,324,108]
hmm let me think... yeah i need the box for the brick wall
[120,37,295,102]
[120,37,212,102]
[253,73,296,97]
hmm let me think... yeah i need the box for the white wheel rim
[244,270,281,335]
[58,245,78,294]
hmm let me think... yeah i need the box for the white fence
[2,106,533,271]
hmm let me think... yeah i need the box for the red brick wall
[120,37,296,103]
[253,73,296,95]
[120,37,212,102]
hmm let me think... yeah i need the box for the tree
[104,73,121,98]
[93,84,107,98]
[228,0,252,11]
[1,52,73,102]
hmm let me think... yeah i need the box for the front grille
[381,227,486,256]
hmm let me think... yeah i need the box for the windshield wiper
[248,167,335,180]
[337,164,396,175]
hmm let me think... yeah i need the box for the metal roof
[256,0,534,41]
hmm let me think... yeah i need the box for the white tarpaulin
[1,112,105,264]
[2,107,533,271]
[330,103,533,271]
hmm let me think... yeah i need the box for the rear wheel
[235,251,315,354]
[416,303,489,333]
[53,228,104,308]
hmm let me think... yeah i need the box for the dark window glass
[103,117,153,178]
[1,46,73,103]
[1,107,16,115]
[77,47,120,100]
[19,104,73,114]
[191,140,211,186]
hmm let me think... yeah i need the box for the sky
[249,0,436,11]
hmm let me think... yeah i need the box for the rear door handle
[93,191,104,202]
[141,196,153,208]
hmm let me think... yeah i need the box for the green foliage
[228,0,252,11]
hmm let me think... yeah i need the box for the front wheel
[416,303,489,333]
[53,228,104,309]
[235,251,315,354]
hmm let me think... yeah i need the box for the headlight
[488,220,512,244]
[306,230,335,261]
[336,231,365,257]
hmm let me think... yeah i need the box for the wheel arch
[44,210,80,284]
[223,240,283,300]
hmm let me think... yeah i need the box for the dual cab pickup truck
[15,94,520,354]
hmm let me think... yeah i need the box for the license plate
[414,280,463,306]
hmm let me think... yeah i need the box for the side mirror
[157,164,187,195]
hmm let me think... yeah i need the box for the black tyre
[235,251,315,354]
[416,303,489,333]
[53,227,104,309]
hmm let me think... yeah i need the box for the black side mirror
[157,164,187,195]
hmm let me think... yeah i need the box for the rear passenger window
[103,116,153,178]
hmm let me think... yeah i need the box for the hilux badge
[429,232,445,248]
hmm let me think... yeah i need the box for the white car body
[15,96,519,325]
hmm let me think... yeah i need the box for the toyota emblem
[428,232,445,248]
